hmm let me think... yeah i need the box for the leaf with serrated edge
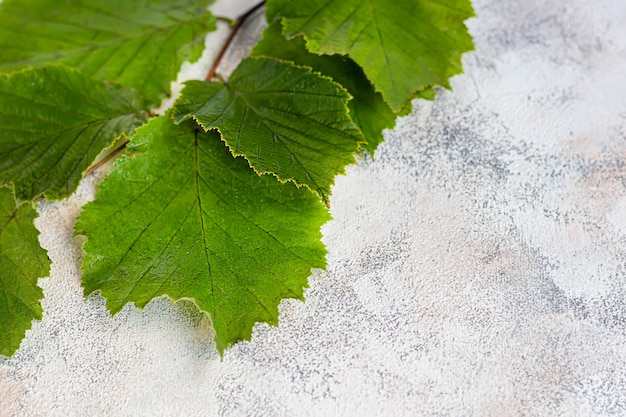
[0,187,49,357]
[76,114,329,354]
[172,57,363,202]
[0,0,216,106]
[252,20,412,156]
[0,66,147,201]
[267,0,474,112]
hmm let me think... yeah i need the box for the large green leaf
[252,20,408,156]
[172,57,363,201]
[267,0,474,112]
[0,0,216,106]
[76,114,329,354]
[0,66,147,201]
[0,187,50,357]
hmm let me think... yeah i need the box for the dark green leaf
[172,57,363,201]
[0,66,147,200]
[0,0,216,106]
[76,114,329,354]
[0,187,49,357]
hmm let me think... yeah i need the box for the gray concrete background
[2,0,626,415]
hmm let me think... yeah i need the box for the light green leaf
[0,187,50,357]
[0,0,216,106]
[0,66,147,201]
[172,57,363,201]
[76,114,329,354]
[252,20,410,156]
[267,0,474,112]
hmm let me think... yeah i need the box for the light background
[2,0,626,415]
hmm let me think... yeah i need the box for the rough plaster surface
[2,0,626,415]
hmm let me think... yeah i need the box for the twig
[83,140,129,177]
[205,0,266,81]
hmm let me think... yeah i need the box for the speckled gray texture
[2,0,626,416]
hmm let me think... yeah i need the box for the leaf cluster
[0,0,474,356]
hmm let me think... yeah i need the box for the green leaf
[172,57,363,201]
[0,66,147,201]
[76,114,329,354]
[267,0,474,112]
[252,20,406,156]
[0,187,50,357]
[0,0,216,106]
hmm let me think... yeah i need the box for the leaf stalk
[205,0,266,81]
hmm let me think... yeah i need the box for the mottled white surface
[2,0,626,416]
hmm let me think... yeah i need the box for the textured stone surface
[2,0,626,415]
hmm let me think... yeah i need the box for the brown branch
[83,140,129,177]
[205,0,266,81]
